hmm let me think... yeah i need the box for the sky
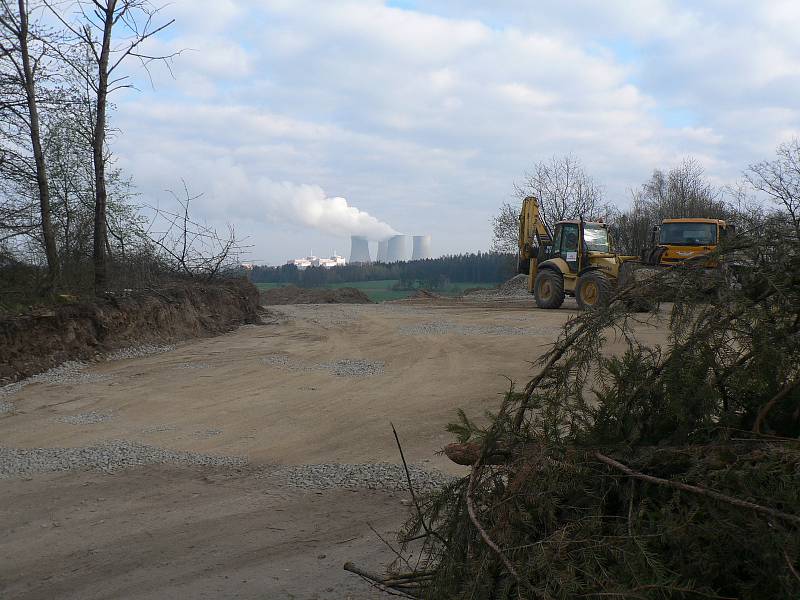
[110,0,800,264]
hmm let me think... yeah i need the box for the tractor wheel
[534,270,565,309]
[576,271,612,310]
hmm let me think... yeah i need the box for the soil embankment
[0,279,260,383]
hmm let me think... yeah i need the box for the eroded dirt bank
[0,279,260,383]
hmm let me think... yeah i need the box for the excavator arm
[518,196,553,290]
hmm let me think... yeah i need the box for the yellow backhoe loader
[518,196,639,309]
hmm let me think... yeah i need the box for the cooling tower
[377,239,389,262]
[387,235,408,263]
[349,235,371,263]
[412,235,432,260]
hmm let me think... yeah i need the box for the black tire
[534,270,565,309]
[575,271,612,310]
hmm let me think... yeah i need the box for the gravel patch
[399,322,533,336]
[175,362,212,370]
[0,361,111,400]
[262,354,385,377]
[192,428,223,439]
[264,462,455,493]
[0,440,247,479]
[0,344,175,401]
[0,400,14,414]
[141,424,177,434]
[55,411,113,425]
[317,359,385,377]
[105,344,175,361]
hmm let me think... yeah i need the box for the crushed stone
[263,462,455,493]
[0,440,247,479]
[141,424,177,434]
[104,344,175,361]
[262,354,385,377]
[192,429,223,439]
[0,361,111,400]
[0,344,175,402]
[399,322,532,336]
[55,411,113,425]
[175,362,212,370]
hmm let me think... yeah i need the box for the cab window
[660,223,717,245]
[561,224,579,255]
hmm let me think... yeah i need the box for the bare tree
[745,138,800,238]
[610,157,727,255]
[44,0,175,291]
[514,155,606,233]
[144,182,247,280]
[491,155,606,253]
[489,202,519,253]
[0,0,59,289]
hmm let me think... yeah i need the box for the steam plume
[221,175,398,240]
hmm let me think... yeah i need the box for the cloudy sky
[112,0,800,264]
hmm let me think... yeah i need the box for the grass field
[253,279,498,302]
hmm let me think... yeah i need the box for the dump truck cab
[646,218,734,266]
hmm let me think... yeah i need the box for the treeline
[248,252,516,288]
[492,147,800,258]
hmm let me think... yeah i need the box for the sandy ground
[0,299,666,599]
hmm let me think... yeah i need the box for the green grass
[253,279,498,302]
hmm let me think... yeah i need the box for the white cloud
[109,0,800,262]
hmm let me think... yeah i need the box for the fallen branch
[343,562,421,599]
[444,441,510,466]
[595,452,800,526]
[753,379,800,434]
[465,455,537,599]
[391,422,448,548]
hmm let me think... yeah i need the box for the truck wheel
[534,270,565,309]
[576,271,612,310]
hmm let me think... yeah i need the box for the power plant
[387,235,408,263]
[348,233,431,264]
[376,239,389,263]
[412,235,432,260]
[349,235,372,263]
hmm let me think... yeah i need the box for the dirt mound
[464,274,531,300]
[411,289,439,299]
[0,279,260,383]
[261,285,372,305]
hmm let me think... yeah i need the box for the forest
[247,251,516,288]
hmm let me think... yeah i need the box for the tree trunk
[92,0,116,293]
[18,0,58,292]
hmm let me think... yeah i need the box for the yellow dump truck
[644,218,735,266]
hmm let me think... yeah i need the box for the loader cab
[545,221,611,272]
[552,222,579,271]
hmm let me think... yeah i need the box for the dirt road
[0,300,666,599]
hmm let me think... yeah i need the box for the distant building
[286,253,346,270]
